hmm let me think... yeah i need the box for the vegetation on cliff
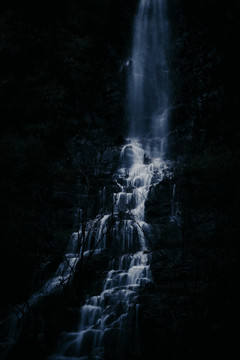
[0,0,139,313]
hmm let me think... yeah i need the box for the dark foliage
[0,0,138,306]
[168,0,238,152]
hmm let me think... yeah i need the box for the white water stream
[128,0,170,142]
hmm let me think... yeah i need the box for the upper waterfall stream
[128,0,169,145]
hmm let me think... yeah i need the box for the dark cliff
[0,0,138,306]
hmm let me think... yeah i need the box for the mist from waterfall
[127,0,170,144]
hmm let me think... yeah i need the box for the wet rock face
[138,151,239,360]
[145,181,172,224]
[121,144,144,168]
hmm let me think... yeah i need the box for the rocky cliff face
[1,133,123,360]
[0,0,137,307]
[137,153,239,358]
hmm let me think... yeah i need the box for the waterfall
[47,1,170,358]
[1,2,171,359]
[127,0,170,144]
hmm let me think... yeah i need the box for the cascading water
[48,140,167,360]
